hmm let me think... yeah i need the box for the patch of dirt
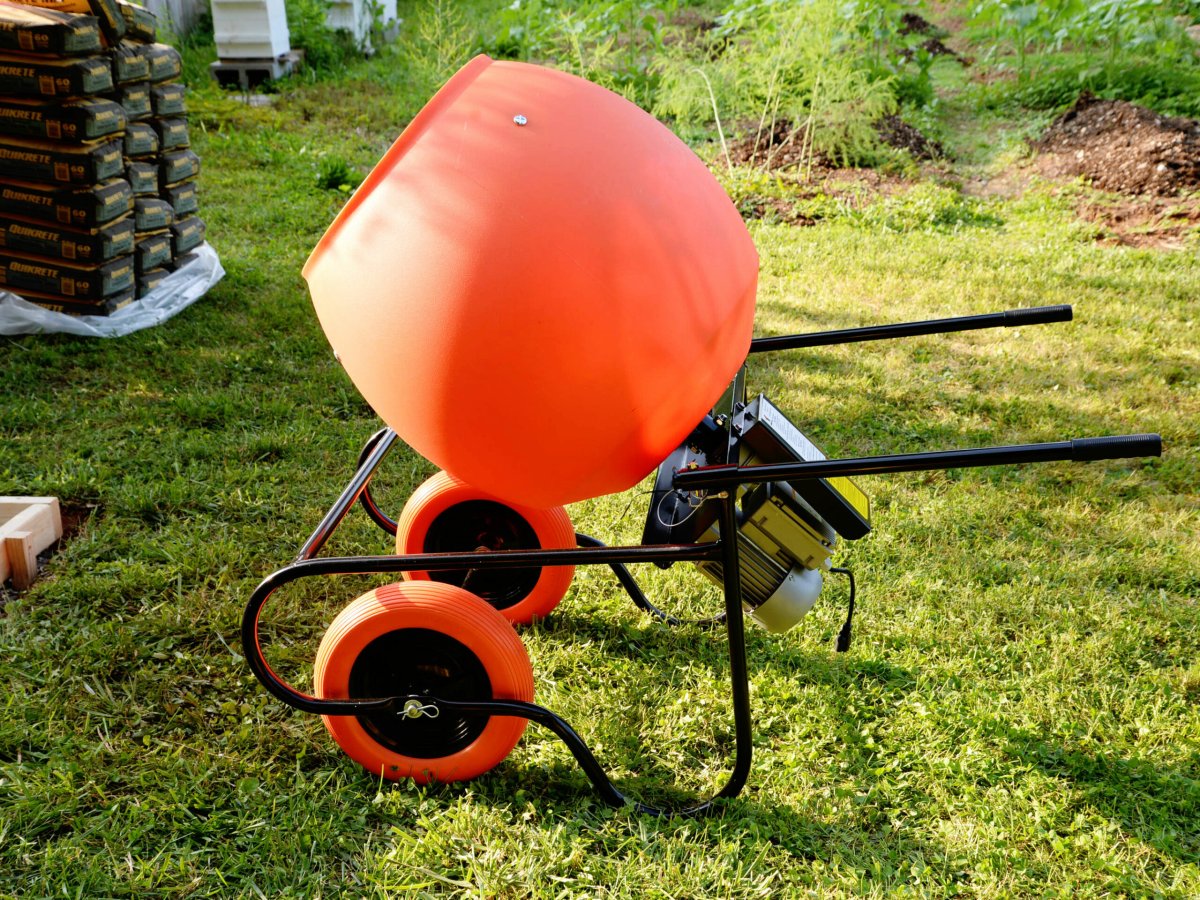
[876,114,945,161]
[1033,94,1200,196]
[668,7,716,34]
[899,12,938,36]
[58,501,95,545]
[742,196,819,227]
[1076,195,1200,249]
[818,167,915,199]
[1015,94,1200,248]
[922,1,970,37]
[899,37,969,66]
[726,116,936,226]
[969,67,1017,85]
[921,37,965,60]
[741,167,913,226]
[727,119,819,171]
[961,168,1032,200]
[664,7,717,48]
[727,115,943,171]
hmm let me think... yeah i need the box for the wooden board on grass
[0,496,62,589]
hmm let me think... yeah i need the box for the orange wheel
[396,471,575,624]
[314,581,534,784]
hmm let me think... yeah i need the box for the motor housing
[695,480,838,632]
[643,384,870,632]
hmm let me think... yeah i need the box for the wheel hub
[424,500,542,609]
[348,627,492,758]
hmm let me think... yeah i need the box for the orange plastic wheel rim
[396,470,575,624]
[314,581,534,783]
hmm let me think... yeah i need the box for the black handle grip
[1004,305,1073,325]
[1071,434,1162,461]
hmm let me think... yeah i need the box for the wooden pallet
[0,496,62,590]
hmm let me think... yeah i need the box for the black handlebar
[748,305,1073,353]
[672,433,1162,491]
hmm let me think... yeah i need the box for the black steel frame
[242,430,751,816]
[242,305,1161,817]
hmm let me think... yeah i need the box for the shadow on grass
[438,754,959,894]
[517,620,919,815]
[997,723,1200,864]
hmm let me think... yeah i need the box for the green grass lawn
[2,7,1199,898]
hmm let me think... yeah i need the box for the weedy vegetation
[1,1,1197,897]
[967,0,1200,115]
[655,0,899,174]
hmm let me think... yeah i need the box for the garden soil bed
[1031,94,1200,247]
[701,20,1199,249]
[1033,94,1200,196]
[728,115,943,173]
[726,116,938,225]
[739,166,912,226]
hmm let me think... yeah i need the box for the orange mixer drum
[303,55,759,508]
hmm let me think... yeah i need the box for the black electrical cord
[830,567,856,652]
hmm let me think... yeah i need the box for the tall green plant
[971,0,1200,112]
[655,0,896,175]
[284,0,361,75]
[404,0,476,96]
[481,0,674,105]
[971,0,1199,77]
[969,0,1079,78]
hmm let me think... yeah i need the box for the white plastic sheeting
[0,242,224,338]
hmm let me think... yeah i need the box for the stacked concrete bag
[0,0,203,314]
[112,4,204,296]
[0,0,135,314]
